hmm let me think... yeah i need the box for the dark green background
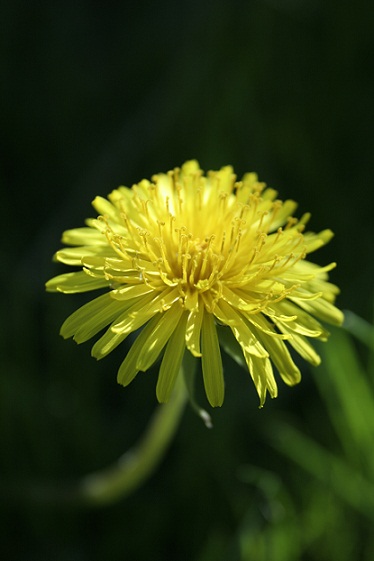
[1,1,374,560]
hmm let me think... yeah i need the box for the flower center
[102,166,309,313]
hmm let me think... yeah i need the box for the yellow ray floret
[46,160,343,407]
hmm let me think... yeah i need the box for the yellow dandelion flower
[46,160,343,407]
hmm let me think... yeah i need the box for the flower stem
[80,369,188,506]
[1,360,190,508]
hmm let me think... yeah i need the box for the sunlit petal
[201,313,224,407]
[157,314,188,403]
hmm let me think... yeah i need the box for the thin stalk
[81,368,188,506]
[1,359,190,508]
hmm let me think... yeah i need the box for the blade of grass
[268,422,374,520]
[316,327,374,474]
[343,310,374,352]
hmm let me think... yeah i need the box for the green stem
[81,369,188,506]
[1,360,190,508]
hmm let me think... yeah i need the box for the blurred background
[1,0,374,559]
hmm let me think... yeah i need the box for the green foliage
[230,314,374,561]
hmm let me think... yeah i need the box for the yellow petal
[91,328,129,360]
[61,227,106,246]
[156,314,187,403]
[117,314,161,386]
[216,300,269,358]
[293,296,344,326]
[217,325,246,369]
[91,292,164,359]
[303,229,334,253]
[92,195,121,220]
[110,284,155,301]
[60,293,125,342]
[185,302,204,357]
[245,312,291,339]
[111,288,179,335]
[280,328,321,366]
[136,305,184,371]
[55,245,112,266]
[255,327,301,387]
[45,271,108,293]
[201,313,224,407]
[221,285,258,311]
[243,353,277,406]
[272,301,329,339]
[268,199,298,230]
[209,164,235,194]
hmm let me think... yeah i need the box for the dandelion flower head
[46,161,343,407]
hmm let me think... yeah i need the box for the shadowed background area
[1,0,374,560]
